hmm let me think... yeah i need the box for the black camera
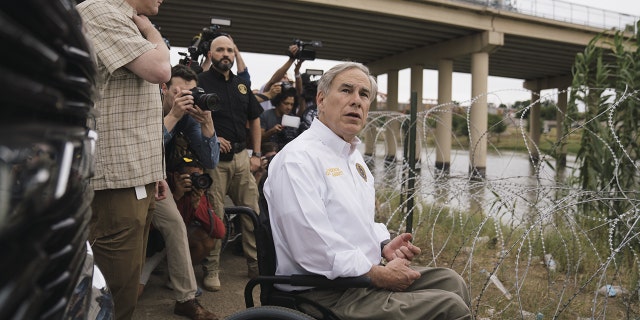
[190,87,220,112]
[190,172,213,190]
[280,81,294,92]
[292,39,323,61]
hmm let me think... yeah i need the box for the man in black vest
[197,34,263,292]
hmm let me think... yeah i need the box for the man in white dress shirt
[263,62,471,320]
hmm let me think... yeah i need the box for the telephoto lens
[190,87,221,112]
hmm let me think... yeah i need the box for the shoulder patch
[238,83,248,94]
[356,163,367,181]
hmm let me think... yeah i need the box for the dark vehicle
[0,1,113,319]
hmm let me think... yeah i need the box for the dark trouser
[89,183,156,320]
[299,267,471,320]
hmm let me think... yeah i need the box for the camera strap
[255,93,269,101]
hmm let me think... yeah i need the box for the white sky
[169,0,640,106]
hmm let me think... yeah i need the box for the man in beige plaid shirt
[76,0,170,318]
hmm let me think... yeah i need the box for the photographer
[169,157,219,265]
[260,85,300,150]
[139,64,220,320]
[256,44,300,110]
[163,64,219,168]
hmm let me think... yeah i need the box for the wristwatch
[380,239,391,253]
[252,151,262,158]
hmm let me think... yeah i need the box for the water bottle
[598,285,626,297]
[481,269,512,300]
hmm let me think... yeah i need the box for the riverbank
[439,126,582,155]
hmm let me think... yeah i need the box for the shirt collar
[311,120,361,157]
[208,68,235,81]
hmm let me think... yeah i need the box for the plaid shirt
[78,0,165,190]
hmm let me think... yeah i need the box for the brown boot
[174,299,219,320]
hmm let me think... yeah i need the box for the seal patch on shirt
[238,83,248,94]
[356,163,367,181]
[325,167,343,177]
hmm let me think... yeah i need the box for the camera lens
[190,87,221,112]
[201,94,220,112]
[190,172,213,190]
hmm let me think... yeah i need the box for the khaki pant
[299,267,471,320]
[204,150,260,272]
[89,183,156,320]
[150,188,197,302]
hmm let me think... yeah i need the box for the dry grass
[378,200,640,319]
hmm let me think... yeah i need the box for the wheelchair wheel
[225,306,315,320]
[221,210,244,254]
[220,212,244,256]
[220,212,232,253]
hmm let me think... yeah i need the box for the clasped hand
[370,233,423,291]
[382,233,422,262]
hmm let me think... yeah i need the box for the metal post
[405,91,417,234]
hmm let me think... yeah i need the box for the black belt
[220,142,247,162]
[231,142,246,154]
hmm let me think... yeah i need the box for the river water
[363,144,578,225]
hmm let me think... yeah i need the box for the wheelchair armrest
[290,274,371,288]
[244,274,371,308]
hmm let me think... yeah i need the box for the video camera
[179,17,231,71]
[292,39,322,61]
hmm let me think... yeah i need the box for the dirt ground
[133,245,258,320]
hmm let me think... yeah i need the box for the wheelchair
[221,206,246,255]
[223,192,371,320]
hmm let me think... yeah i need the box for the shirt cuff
[162,126,173,145]
[331,251,374,278]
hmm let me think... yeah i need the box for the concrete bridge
[152,0,638,176]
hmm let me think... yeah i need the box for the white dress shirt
[264,120,390,291]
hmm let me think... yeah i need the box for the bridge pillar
[435,59,453,173]
[469,52,489,177]
[385,70,400,165]
[522,76,572,166]
[528,89,541,162]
